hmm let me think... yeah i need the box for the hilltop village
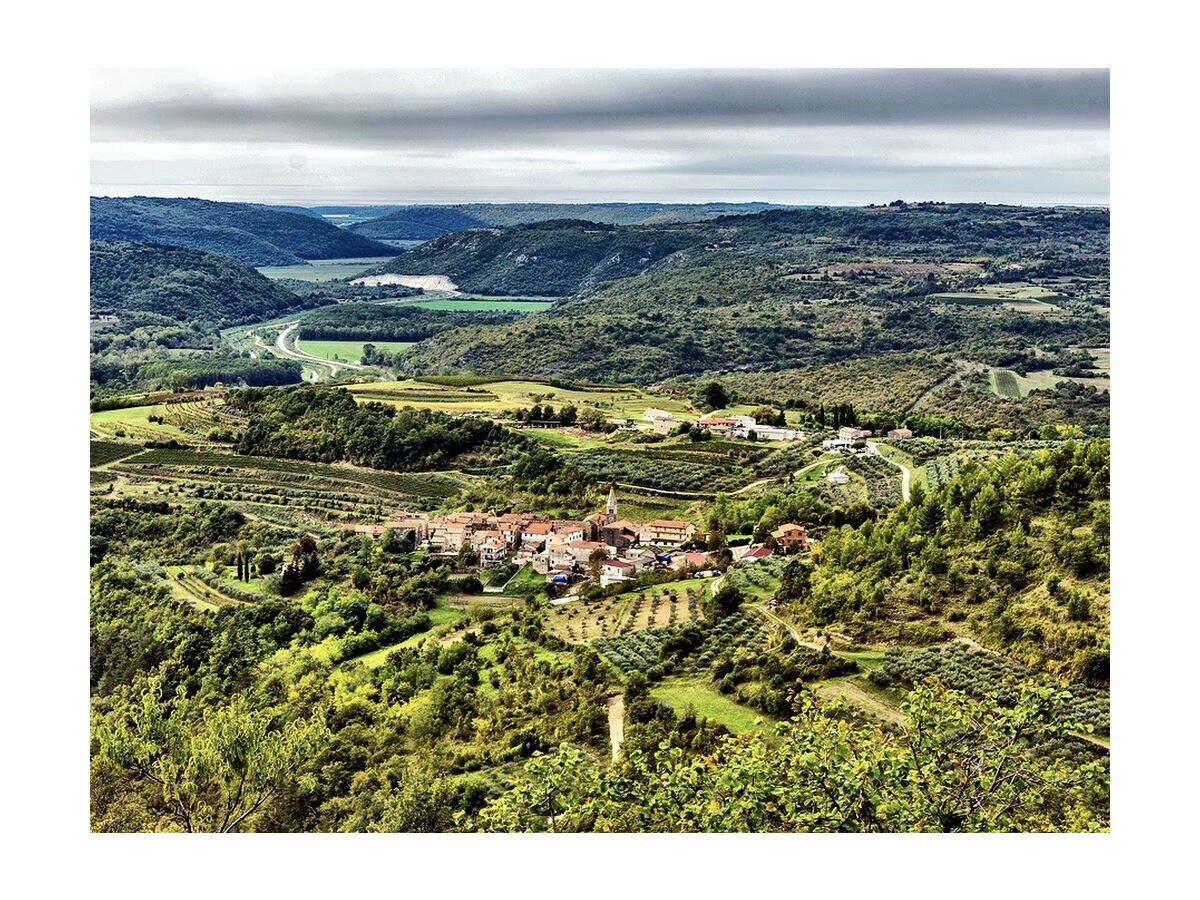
[360,486,809,592]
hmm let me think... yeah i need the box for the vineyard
[592,611,767,677]
[869,642,1110,735]
[841,454,904,506]
[90,440,143,467]
[564,446,759,494]
[110,448,464,522]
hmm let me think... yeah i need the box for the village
[346,418,918,595]
[359,485,809,594]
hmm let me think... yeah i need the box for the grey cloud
[92,69,1108,147]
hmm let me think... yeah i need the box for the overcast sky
[91,69,1109,207]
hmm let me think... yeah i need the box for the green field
[296,339,416,362]
[404,298,555,313]
[990,369,1022,398]
[256,257,394,282]
[651,677,775,734]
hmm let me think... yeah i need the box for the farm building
[639,519,697,545]
[887,427,914,440]
[771,523,810,552]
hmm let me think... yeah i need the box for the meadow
[402,297,555,313]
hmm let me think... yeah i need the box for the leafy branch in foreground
[96,677,330,833]
[478,679,1108,833]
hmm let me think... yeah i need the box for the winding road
[261,321,366,380]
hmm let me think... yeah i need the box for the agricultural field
[928,282,1067,315]
[90,403,194,441]
[347,378,700,420]
[90,440,143,468]
[564,445,763,495]
[402,298,555,313]
[108,447,465,524]
[870,642,1110,736]
[296,339,416,363]
[256,257,394,282]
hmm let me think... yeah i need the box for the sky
[90,69,1109,207]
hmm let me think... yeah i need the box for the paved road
[269,321,366,380]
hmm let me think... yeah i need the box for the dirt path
[747,603,825,651]
[728,457,827,497]
[868,442,912,502]
[815,679,907,727]
[273,321,366,377]
[605,694,625,760]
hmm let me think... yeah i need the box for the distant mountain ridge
[90,196,397,266]
[345,202,785,240]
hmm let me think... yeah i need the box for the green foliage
[230,385,527,471]
[479,680,1108,832]
[95,676,330,832]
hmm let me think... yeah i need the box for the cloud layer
[91,69,1109,205]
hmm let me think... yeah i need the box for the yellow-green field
[347,379,700,420]
[929,282,1067,315]
[296,339,416,362]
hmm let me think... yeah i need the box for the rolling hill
[90,196,397,266]
[89,240,319,326]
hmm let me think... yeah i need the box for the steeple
[605,485,618,523]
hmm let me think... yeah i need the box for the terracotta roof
[603,559,635,569]
[606,520,639,531]
[648,519,691,529]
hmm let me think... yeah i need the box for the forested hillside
[366,219,703,295]
[91,196,396,265]
[398,205,1109,420]
[90,241,319,325]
